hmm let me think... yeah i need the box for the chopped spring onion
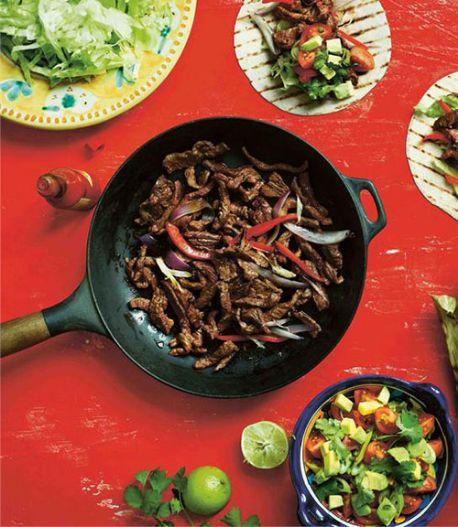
[285,222,353,245]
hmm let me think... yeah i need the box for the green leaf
[221,507,242,526]
[156,501,171,519]
[158,521,175,527]
[242,515,261,527]
[201,523,212,527]
[314,419,343,440]
[171,467,187,494]
[150,469,172,493]
[169,497,183,515]
[369,457,396,475]
[142,488,162,516]
[396,410,423,444]
[134,470,150,486]
[123,485,143,509]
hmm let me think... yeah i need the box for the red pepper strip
[165,222,213,261]
[439,99,452,114]
[338,30,369,50]
[246,213,298,239]
[216,334,287,343]
[445,173,458,186]
[275,240,326,283]
[250,241,274,253]
[423,132,448,143]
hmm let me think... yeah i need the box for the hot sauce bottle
[36,168,101,211]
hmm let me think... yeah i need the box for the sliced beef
[321,244,343,270]
[433,109,458,131]
[261,172,290,198]
[214,258,239,282]
[250,196,273,225]
[233,278,282,309]
[273,25,303,50]
[149,286,175,334]
[297,239,343,284]
[163,141,229,173]
[292,174,332,226]
[293,311,321,337]
[268,289,312,319]
[193,341,238,370]
[185,230,222,250]
[242,147,309,174]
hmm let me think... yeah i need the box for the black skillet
[1,118,386,398]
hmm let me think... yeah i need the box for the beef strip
[273,25,303,50]
[162,281,190,328]
[196,282,218,309]
[163,141,229,173]
[321,244,343,269]
[218,281,232,315]
[237,259,260,280]
[293,310,321,337]
[242,147,309,174]
[297,239,343,284]
[185,231,222,250]
[291,174,332,226]
[261,172,290,198]
[250,196,273,224]
[147,286,175,334]
[433,109,458,164]
[193,341,238,370]
[214,258,239,282]
[184,166,200,189]
[268,289,312,319]
[233,278,282,309]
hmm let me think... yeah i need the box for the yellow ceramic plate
[0,0,196,130]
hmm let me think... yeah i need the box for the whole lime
[183,466,231,516]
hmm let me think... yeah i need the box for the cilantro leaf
[123,485,143,508]
[314,419,343,440]
[369,457,396,475]
[156,502,171,519]
[150,469,172,494]
[169,498,183,515]
[135,470,150,486]
[242,515,261,527]
[396,410,423,444]
[392,461,423,484]
[172,467,187,494]
[222,507,261,527]
[351,487,375,517]
[142,488,162,516]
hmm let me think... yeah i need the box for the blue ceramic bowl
[290,376,458,527]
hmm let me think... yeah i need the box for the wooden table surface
[2,0,457,525]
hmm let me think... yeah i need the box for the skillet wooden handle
[1,312,51,357]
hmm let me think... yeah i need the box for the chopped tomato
[343,436,360,451]
[295,66,318,84]
[402,495,422,515]
[423,131,448,143]
[298,50,317,69]
[406,475,437,495]
[306,432,326,459]
[428,438,444,458]
[439,99,452,114]
[354,388,378,405]
[419,413,435,437]
[418,459,429,472]
[354,510,379,525]
[329,403,343,420]
[375,407,399,434]
[348,409,374,430]
[363,441,388,464]
[301,23,333,42]
[350,45,375,73]
[338,30,369,50]
[342,494,352,520]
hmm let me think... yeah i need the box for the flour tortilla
[406,72,458,220]
[234,0,392,116]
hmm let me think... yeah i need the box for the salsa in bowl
[290,376,457,527]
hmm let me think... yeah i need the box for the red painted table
[2,1,458,525]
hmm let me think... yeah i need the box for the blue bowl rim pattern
[290,375,458,527]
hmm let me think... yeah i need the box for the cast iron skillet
[1,118,386,398]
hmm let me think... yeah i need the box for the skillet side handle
[342,175,387,242]
[1,278,106,357]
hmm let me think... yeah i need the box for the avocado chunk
[377,497,398,526]
[427,464,436,478]
[333,81,355,100]
[408,438,428,458]
[355,430,373,465]
[377,386,390,405]
[363,471,389,491]
[412,460,422,480]
[328,495,344,510]
[351,426,367,445]
[421,444,437,464]
[327,54,342,66]
[341,417,357,436]
[320,441,331,457]
[335,393,354,413]
[388,447,410,464]
[319,65,336,80]
[301,35,323,51]
[358,400,383,416]
[324,450,340,476]
[434,159,458,179]
[305,459,323,474]
[314,468,331,485]
[326,38,343,54]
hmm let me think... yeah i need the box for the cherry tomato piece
[329,403,343,420]
[419,413,435,437]
[343,436,360,451]
[375,407,399,434]
[348,409,374,430]
[298,50,317,69]
[301,23,333,42]
[354,510,379,525]
[428,438,444,458]
[350,45,375,73]
[406,476,437,495]
[363,441,388,464]
[306,431,326,459]
[354,388,378,405]
[342,495,352,520]
[402,495,423,515]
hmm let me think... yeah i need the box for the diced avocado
[335,393,354,413]
[377,497,398,526]
[358,400,383,416]
[314,468,331,485]
[434,159,458,179]
[412,460,422,480]
[363,471,389,491]
[305,459,322,474]
[351,496,371,517]
[326,38,343,54]
[388,447,410,464]
[320,441,331,457]
[319,64,336,80]
[377,386,391,405]
[408,439,428,458]
[427,464,436,478]
[328,495,344,510]
[324,450,340,476]
[333,81,355,100]
[327,54,342,66]
[341,417,357,436]
[336,477,352,494]
[355,430,373,465]
[421,444,436,464]
[351,426,368,445]
[301,34,323,51]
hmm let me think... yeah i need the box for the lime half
[241,421,289,469]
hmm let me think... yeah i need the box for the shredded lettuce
[414,94,458,118]
[0,0,176,85]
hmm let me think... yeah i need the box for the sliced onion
[271,327,304,340]
[256,2,279,15]
[248,337,266,349]
[156,257,191,289]
[296,196,303,222]
[137,233,157,246]
[273,191,291,217]
[254,264,309,289]
[266,318,290,327]
[165,249,191,272]
[271,263,296,279]
[170,199,213,222]
[251,13,278,55]
[285,222,352,245]
[286,324,313,334]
